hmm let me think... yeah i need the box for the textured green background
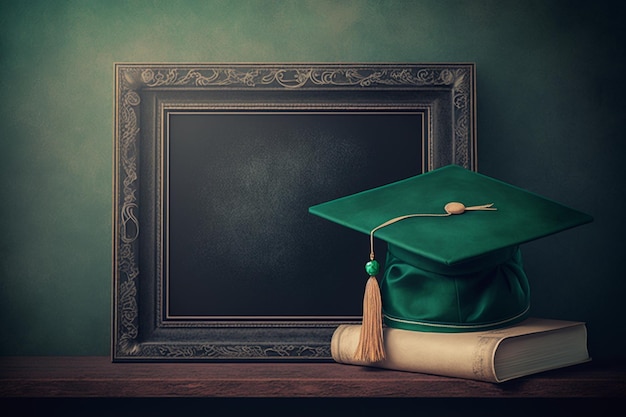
[1,0,624,359]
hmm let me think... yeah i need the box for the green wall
[1,0,624,359]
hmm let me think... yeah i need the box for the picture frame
[113,63,477,361]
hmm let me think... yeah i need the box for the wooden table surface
[1,356,624,398]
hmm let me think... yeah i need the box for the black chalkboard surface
[165,112,423,319]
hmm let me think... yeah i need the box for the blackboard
[165,111,423,319]
[113,63,476,361]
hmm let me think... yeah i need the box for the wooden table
[1,357,623,415]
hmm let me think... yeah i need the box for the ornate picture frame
[113,63,477,361]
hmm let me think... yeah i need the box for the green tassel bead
[365,260,380,276]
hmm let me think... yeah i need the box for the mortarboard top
[309,164,593,267]
[308,164,593,363]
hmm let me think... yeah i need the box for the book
[331,317,590,383]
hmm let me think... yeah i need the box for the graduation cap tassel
[354,256,385,363]
[353,202,497,363]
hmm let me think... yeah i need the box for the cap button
[444,202,466,215]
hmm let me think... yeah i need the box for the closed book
[331,317,590,383]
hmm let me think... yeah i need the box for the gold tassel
[353,275,385,363]
[350,201,497,364]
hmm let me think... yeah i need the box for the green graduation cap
[308,164,593,363]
